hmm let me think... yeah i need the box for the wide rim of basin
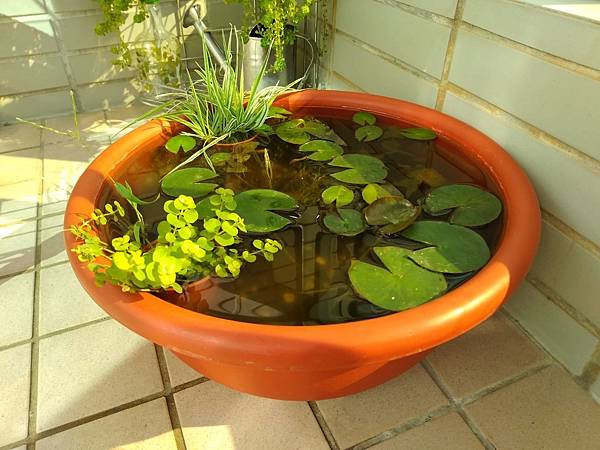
[64,90,541,371]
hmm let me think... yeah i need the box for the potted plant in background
[65,25,541,401]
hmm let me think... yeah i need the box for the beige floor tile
[0,180,39,216]
[317,365,448,448]
[39,263,107,335]
[0,225,37,277]
[466,365,600,450]
[175,382,329,450]
[36,398,177,450]
[37,320,164,431]
[0,344,31,446]
[43,111,110,146]
[0,122,41,153]
[372,413,484,450]
[164,349,203,386]
[0,147,42,186]
[0,272,34,346]
[42,140,106,205]
[427,313,549,400]
[40,212,67,267]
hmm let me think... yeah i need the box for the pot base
[171,349,429,400]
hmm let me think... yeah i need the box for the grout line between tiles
[330,71,366,92]
[434,0,465,110]
[154,345,188,450]
[349,403,454,450]
[307,401,340,450]
[373,0,453,26]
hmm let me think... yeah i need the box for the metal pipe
[182,3,228,70]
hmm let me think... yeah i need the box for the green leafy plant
[71,189,283,293]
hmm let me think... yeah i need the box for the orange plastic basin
[64,90,541,400]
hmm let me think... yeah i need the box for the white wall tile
[530,221,600,328]
[336,0,451,78]
[463,0,600,71]
[70,49,134,85]
[449,29,600,160]
[0,90,73,125]
[0,55,68,95]
[0,18,58,58]
[442,91,600,247]
[57,14,119,51]
[332,33,438,107]
[505,281,598,375]
[46,0,100,12]
[0,1,46,16]
[78,79,141,111]
[401,0,458,17]
[523,0,600,23]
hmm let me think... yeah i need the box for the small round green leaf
[323,209,366,236]
[362,183,395,204]
[210,152,231,166]
[161,168,218,197]
[401,221,490,273]
[321,185,354,207]
[355,125,383,142]
[349,247,447,311]
[299,140,344,161]
[352,111,376,126]
[399,128,437,141]
[364,196,420,234]
[329,154,388,185]
[424,184,502,227]
[165,135,196,154]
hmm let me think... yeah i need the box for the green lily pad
[234,189,298,233]
[275,119,311,144]
[401,221,490,273]
[299,140,344,161]
[352,111,376,126]
[424,184,502,227]
[322,185,354,207]
[165,135,196,154]
[399,128,437,141]
[323,208,367,236]
[329,154,388,185]
[349,247,447,311]
[210,152,231,166]
[355,125,383,142]
[364,196,420,235]
[161,168,218,197]
[114,181,158,205]
[361,183,401,204]
[268,106,292,119]
[398,167,445,197]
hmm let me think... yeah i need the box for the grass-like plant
[130,30,297,173]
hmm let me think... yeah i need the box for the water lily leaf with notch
[234,189,299,233]
[210,152,231,166]
[299,140,344,161]
[161,168,218,197]
[424,184,502,227]
[329,154,388,184]
[268,106,292,119]
[398,167,445,197]
[399,128,437,141]
[352,111,376,126]
[361,183,403,204]
[364,196,420,235]
[349,247,447,311]
[165,135,196,154]
[323,208,367,236]
[355,125,383,142]
[276,119,311,144]
[114,181,158,205]
[401,220,490,273]
[322,185,354,207]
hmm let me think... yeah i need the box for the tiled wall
[323,0,600,402]
[0,0,243,123]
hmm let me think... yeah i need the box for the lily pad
[364,196,420,234]
[268,106,292,119]
[234,189,298,233]
[352,111,376,126]
[114,181,158,205]
[210,152,231,166]
[161,168,218,197]
[322,185,354,207]
[398,167,445,197]
[275,119,311,144]
[424,184,502,227]
[165,135,196,154]
[361,183,399,204]
[355,125,383,142]
[399,128,437,141]
[299,140,344,161]
[329,154,388,184]
[401,221,490,273]
[323,209,367,236]
[349,247,447,311]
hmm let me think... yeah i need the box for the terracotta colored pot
[64,90,541,400]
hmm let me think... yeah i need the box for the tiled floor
[1,107,600,450]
